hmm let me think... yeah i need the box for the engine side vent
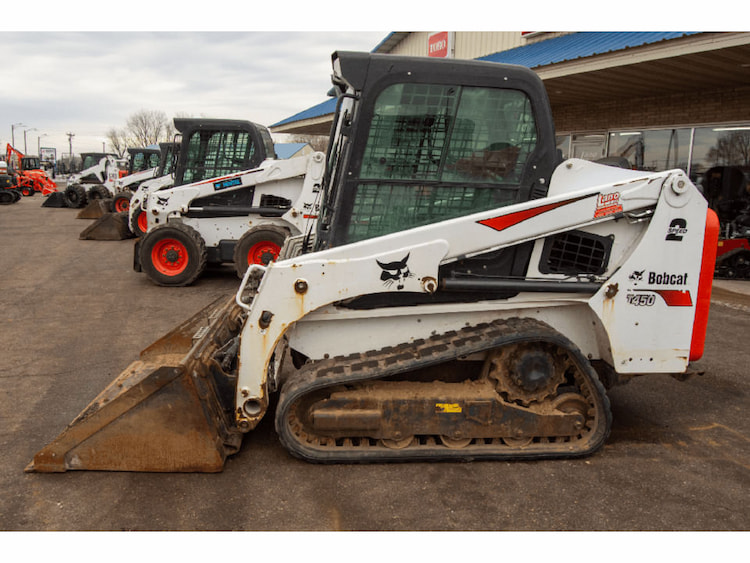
[539,230,613,276]
[259,194,292,209]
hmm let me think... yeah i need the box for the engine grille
[539,230,613,276]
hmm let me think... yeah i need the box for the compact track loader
[28,51,719,473]
[130,118,323,286]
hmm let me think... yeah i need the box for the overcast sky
[1,2,728,159]
[0,30,388,156]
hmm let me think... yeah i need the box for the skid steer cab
[28,51,718,473]
[130,118,324,286]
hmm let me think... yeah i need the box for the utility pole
[67,132,75,172]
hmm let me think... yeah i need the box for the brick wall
[552,85,750,133]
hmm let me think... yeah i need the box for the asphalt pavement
[0,192,748,541]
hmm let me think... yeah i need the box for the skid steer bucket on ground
[26,296,245,473]
[79,211,134,240]
[41,191,67,207]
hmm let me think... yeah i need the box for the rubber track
[275,317,612,463]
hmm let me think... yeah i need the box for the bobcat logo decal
[156,195,170,206]
[629,270,644,283]
[377,253,413,290]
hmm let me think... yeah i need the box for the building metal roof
[269,31,704,131]
[478,31,699,67]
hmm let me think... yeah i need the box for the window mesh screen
[183,130,254,184]
[346,83,537,243]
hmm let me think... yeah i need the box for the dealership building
[271,31,750,191]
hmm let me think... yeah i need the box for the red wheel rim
[137,211,148,233]
[115,198,130,212]
[151,238,189,276]
[247,240,281,265]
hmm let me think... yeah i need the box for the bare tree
[106,127,130,157]
[126,109,170,147]
[283,133,330,153]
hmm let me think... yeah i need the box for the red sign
[428,32,449,58]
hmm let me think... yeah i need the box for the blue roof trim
[272,97,337,128]
[371,32,396,53]
[274,143,308,159]
[478,31,699,68]
[273,32,701,128]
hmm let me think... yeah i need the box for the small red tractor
[4,144,58,197]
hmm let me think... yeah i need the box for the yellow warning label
[435,403,462,413]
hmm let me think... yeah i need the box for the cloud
[0,31,386,155]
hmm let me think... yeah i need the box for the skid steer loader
[27,51,719,473]
[109,147,162,212]
[62,152,121,208]
[79,145,173,240]
[127,141,179,236]
[130,118,324,286]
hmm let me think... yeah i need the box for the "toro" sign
[428,32,450,58]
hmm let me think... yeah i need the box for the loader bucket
[26,296,245,473]
[77,198,112,219]
[79,212,135,240]
[41,191,67,208]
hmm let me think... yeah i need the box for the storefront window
[689,126,750,186]
[607,129,691,172]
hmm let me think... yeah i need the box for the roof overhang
[539,32,750,108]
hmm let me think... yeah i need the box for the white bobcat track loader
[132,118,324,286]
[27,51,719,473]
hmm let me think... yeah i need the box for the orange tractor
[5,144,58,196]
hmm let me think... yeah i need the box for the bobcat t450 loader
[27,51,719,472]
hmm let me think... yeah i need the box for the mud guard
[26,296,245,472]
[79,212,135,240]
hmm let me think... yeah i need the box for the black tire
[129,205,147,237]
[87,185,110,200]
[139,223,207,286]
[63,184,88,208]
[233,225,289,278]
[0,190,17,205]
[112,191,133,214]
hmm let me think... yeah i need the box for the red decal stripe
[653,289,693,307]
[478,194,592,232]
